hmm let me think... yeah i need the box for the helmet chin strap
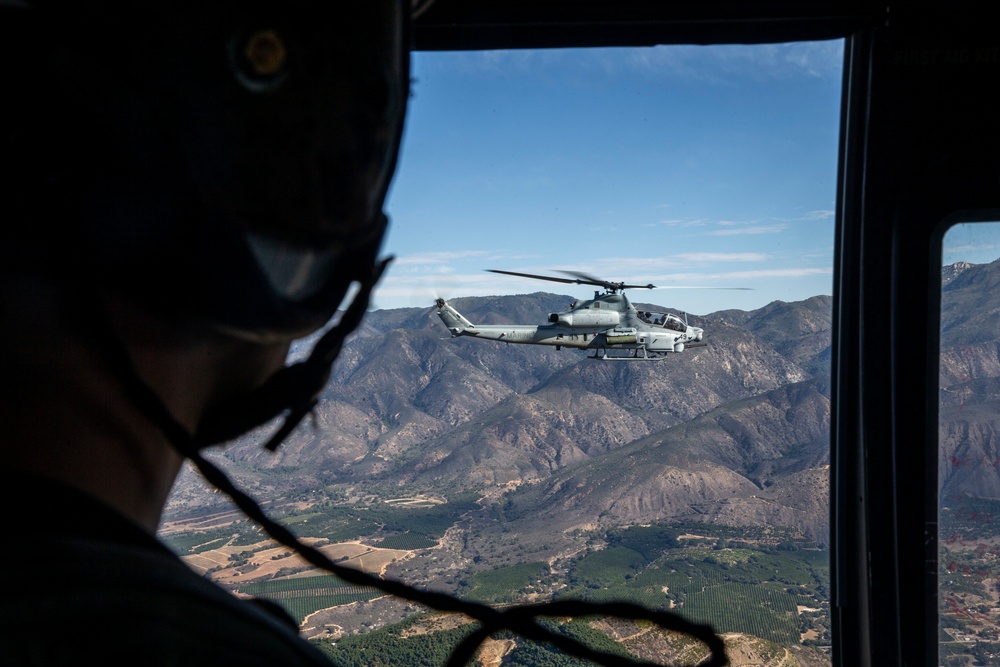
[90,250,391,459]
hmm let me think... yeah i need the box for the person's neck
[1,280,187,532]
[1,277,290,532]
[3,356,186,533]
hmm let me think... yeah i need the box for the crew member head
[0,0,413,518]
[4,0,409,339]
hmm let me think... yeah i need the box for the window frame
[411,2,997,664]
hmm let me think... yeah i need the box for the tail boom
[435,299,475,335]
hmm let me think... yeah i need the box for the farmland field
[464,561,550,603]
[239,575,383,624]
[376,532,439,550]
[162,486,831,663]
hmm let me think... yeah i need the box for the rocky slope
[199,287,834,544]
[168,258,1000,546]
[939,258,1000,501]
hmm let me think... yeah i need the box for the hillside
[157,260,1000,662]
[939,257,1000,501]
[508,377,831,542]
[167,259,1000,541]
[171,287,833,544]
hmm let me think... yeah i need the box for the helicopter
[435,269,745,360]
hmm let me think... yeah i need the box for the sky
[371,40,846,316]
[943,222,1000,266]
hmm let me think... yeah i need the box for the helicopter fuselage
[435,291,703,359]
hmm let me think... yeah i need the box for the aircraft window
[164,40,842,663]
[939,221,1000,664]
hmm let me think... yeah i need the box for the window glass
[939,221,1000,665]
[163,41,842,663]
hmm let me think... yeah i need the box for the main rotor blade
[558,270,752,291]
[487,269,583,285]
[556,270,606,285]
[488,269,753,291]
[557,270,655,291]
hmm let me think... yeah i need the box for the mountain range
[168,258,1000,550]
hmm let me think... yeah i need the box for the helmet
[2,0,412,446]
[3,0,410,343]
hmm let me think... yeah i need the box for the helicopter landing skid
[588,347,668,361]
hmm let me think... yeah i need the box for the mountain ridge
[169,259,1000,551]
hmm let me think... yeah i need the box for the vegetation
[162,531,232,554]
[683,581,799,645]
[314,615,639,667]
[938,497,1000,664]
[376,532,438,550]
[502,618,637,667]
[166,488,832,658]
[267,492,479,544]
[160,519,264,554]
[463,561,550,603]
[552,524,829,647]
[314,616,476,667]
[237,575,383,624]
[940,496,1000,545]
[163,490,477,554]
[605,524,679,559]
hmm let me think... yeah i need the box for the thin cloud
[803,209,836,221]
[656,218,708,227]
[672,252,768,262]
[392,250,491,267]
[707,223,788,236]
[942,242,999,255]
[710,267,832,280]
[427,41,844,87]
[372,263,833,310]
[374,267,518,307]
[635,267,829,284]
[624,41,844,84]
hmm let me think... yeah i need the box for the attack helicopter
[435,270,745,360]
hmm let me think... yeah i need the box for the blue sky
[943,222,1000,266]
[374,40,846,315]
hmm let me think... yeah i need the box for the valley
[162,285,835,665]
[158,259,1000,665]
[161,488,831,665]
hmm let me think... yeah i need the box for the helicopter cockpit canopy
[637,310,688,332]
